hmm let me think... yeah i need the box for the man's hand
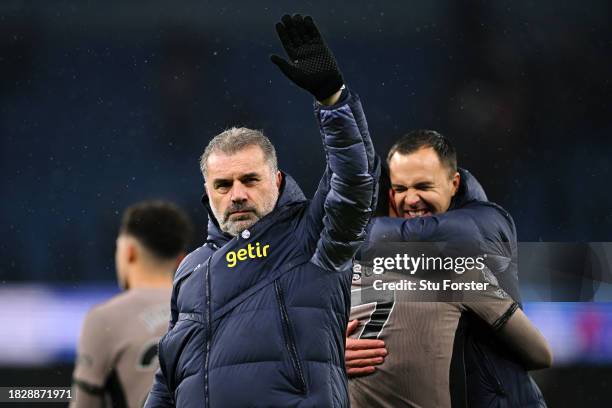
[271,14,344,102]
[345,320,388,377]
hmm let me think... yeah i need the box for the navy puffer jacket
[368,169,546,407]
[369,168,520,302]
[145,90,379,408]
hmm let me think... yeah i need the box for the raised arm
[271,14,379,270]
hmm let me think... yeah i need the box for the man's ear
[126,242,138,264]
[276,171,283,189]
[451,171,461,196]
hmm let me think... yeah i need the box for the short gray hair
[199,127,278,180]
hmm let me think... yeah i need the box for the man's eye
[243,178,258,185]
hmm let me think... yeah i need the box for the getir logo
[226,242,270,268]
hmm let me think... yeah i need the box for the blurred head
[387,130,460,219]
[115,200,193,289]
[200,127,282,236]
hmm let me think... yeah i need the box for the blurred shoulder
[84,290,144,321]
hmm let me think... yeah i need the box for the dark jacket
[145,90,379,408]
[369,167,520,303]
[367,168,546,407]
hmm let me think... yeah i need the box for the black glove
[271,14,344,101]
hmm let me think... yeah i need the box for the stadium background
[1,0,611,406]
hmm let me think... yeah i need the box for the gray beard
[211,190,279,237]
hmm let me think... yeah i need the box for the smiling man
[145,14,379,408]
[386,130,460,219]
[347,130,551,408]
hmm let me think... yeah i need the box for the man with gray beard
[145,14,379,407]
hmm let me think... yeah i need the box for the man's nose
[405,189,421,207]
[230,182,248,203]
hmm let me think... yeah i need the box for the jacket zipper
[274,279,307,394]
[203,255,212,408]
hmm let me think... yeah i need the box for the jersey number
[138,342,159,369]
[359,293,395,339]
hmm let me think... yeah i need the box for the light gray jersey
[71,288,171,408]
[349,272,516,408]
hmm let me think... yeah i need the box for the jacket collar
[201,171,306,246]
[449,168,488,210]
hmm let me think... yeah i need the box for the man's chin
[224,217,258,236]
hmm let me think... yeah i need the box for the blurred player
[347,130,552,407]
[70,200,193,408]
